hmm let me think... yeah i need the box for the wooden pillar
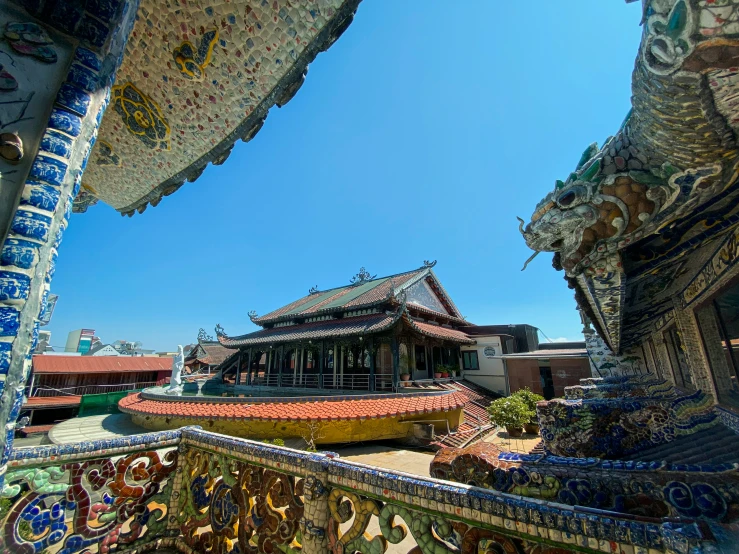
[247,348,253,385]
[333,343,338,388]
[236,350,242,385]
[430,345,435,378]
[369,337,376,392]
[279,345,284,387]
[319,341,325,389]
[391,337,400,388]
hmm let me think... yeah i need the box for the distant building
[502,342,591,399]
[34,330,53,354]
[111,340,155,356]
[64,329,96,354]
[86,344,120,356]
[185,341,234,374]
[458,325,539,396]
[23,355,173,429]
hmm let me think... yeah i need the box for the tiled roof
[252,269,424,325]
[25,396,82,408]
[405,319,475,344]
[119,391,467,421]
[219,311,401,348]
[32,356,173,374]
[185,342,233,366]
[502,348,587,358]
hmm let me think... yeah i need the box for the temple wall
[673,301,717,399]
[585,331,647,377]
[130,407,464,445]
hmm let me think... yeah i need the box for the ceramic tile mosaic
[81,0,360,214]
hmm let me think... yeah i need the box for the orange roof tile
[119,391,467,421]
[32,356,173,374]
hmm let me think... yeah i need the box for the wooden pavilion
[216,262,474,391]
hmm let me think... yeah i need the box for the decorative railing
[30,381,158,397]
[0,426,717,553]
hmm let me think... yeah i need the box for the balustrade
[0,426,715,553]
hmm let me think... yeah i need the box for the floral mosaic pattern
[111,82,171,150]
[699,0,739,37]
[173,29,219,81]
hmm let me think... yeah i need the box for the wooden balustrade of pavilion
[215,264,475,392]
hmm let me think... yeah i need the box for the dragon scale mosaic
[0,426,717,553]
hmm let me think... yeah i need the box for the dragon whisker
[521,250,539,271]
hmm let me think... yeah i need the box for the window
[462,350,479,371]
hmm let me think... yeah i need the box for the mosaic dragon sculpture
[519,0,739,279]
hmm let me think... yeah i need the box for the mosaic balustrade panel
[431,441,739,524]
[537,390,718,459]
[564,379,675,400]
[0,428,182,553]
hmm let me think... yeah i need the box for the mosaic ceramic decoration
[80,0,360,214]
[519,0,739,351]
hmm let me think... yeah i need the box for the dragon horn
[517,216,526,234]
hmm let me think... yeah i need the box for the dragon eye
[557,191,577,207]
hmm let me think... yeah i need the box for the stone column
[369,337,375,392]
[0,3,139,475]
[673,300,717,400]
[301,454,331,554]
[652,332,676,386]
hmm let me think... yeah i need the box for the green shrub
[486,396,533,429]
[512,388,545,420]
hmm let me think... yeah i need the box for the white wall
[461,335,507,395]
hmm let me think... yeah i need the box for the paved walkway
[48,414,149,444]
[485,428,542,453]
[332,443,435,476]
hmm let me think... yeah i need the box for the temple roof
[185,342,233,366]
[74,0,361,215]
[250,263,463,326]
[219,311,401,347]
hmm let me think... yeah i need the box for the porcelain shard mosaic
[0,425,718,553]
[82,0,356,211]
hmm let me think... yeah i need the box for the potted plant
[512,388,545,435]
[434,364,442,379]
[486,396,533,438]
[399,353,411,386]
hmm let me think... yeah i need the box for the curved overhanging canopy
[74,0,360,215]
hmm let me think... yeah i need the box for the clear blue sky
[46,1,642,352]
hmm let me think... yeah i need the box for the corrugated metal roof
[32,356,173,374]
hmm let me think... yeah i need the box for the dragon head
[520,143,603,275]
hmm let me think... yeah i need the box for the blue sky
[46,1,643,352]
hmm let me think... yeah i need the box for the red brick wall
[507,358,591,398]
[507,359,543,395]
[550,358,592,398]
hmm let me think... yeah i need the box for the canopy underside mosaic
[75,0,359,216]
[521,0,739,352]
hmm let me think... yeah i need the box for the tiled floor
[332,443,436,476]
[47,414,149,444]
[485,429,542,454]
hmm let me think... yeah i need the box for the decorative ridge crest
[349,267,376,286]
[214,323,227,338]
[248,310,258,322]
[309,285,319,295]
[422,260,437,268]
[197,327,213,343]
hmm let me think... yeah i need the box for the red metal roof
[32,356,173,374]
[119,391,467,421]
[25,395,82,408]
[502,348,587,358]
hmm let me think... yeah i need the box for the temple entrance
[539,363,555,399]
[414,345,428,379]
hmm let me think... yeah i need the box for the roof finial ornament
[248,310,258,322]
[214,324,227,337]
[309,285,319,295]
[350,267,376,286]
[422,260,437,269]
[197,328,213,343]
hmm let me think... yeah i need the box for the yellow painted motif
[111,83,170,150]
[173,29,219,81]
